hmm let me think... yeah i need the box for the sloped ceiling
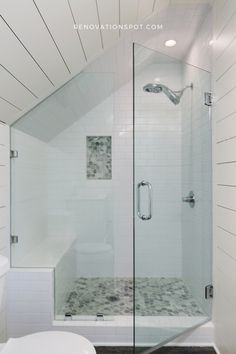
[0,0,212,127]
[0,0,167,125]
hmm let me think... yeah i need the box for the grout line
[216,135,236,144]
[0,64,38,98]
[0,15,55,86]
[216,160,236,165]
[215,85,236,104]
[216,53,236,82]
[0,96,22,111]
[216,9,236,42]
[67,0,88,62]
[217,245,236,263]
[95,0,104,50]
[33,0,71,74]
[217,225,236,238]
[216,109,236,123]
[217,204,236,212]
[217,184,236,187]
[216,35,236,62]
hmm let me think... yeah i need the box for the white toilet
[1,331,96,354]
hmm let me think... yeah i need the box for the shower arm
[174,82,193,96]
[173,84,193,97]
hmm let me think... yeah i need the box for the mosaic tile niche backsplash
[87,136,112,179]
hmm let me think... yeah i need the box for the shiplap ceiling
[0,0,212,126]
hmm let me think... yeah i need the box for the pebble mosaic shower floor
[61,278,204,317]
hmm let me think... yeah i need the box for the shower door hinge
[204,92,212,106]
[10,235,19,244]
[10,150,18,158]
[205,284,214,299]
[64,312,73,321]
[96,313,104,321]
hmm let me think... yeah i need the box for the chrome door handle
[137,181,152,220]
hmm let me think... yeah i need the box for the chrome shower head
[143,83,193,105]
[143,83,163,94]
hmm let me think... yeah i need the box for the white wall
[213,1,236,353]
[0,122,9,342]
[10,129,48,266]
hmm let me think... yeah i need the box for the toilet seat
[1,331,96,354]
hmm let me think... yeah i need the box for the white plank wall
[0,0,70,86]
[0,0,162,126]
[0,122,9,343]
[97,0,119,48]
[213,1,236,353]
[0,122,9,258]
[33,0,87,75]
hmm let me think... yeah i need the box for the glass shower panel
[133,44,212,350]
[11,72,117,320]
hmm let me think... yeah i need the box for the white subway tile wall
[134,62,182,277]
[7,269,54,337]
[112,81,133,276]
[48,61,182,280]
[213,1,236,353]
[47,92,117,277]
[0,122,9,342]
[7,269,134,344]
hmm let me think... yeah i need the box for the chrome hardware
[182,191,195,208]
[96,313,104,321]
[64,312,72,320]
[137,181,152,221]
[10,150,18,158]
[10,235,19,244]
[204,92,212,106]
[205,285,214,299]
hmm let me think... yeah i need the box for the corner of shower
[9,40,212,351]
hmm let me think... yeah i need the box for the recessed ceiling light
[209,39,214,46]
[165,40,177,47]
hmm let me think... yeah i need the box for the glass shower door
[133,43,212,351]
